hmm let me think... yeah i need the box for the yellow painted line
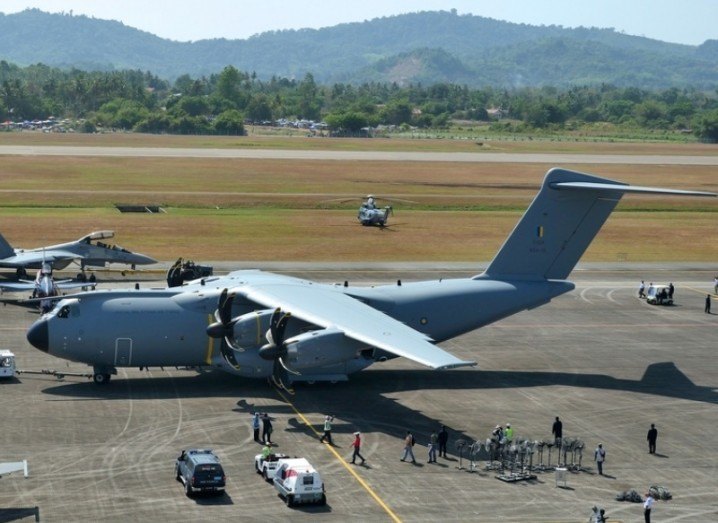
[275,388,402,523]
[683,285,716,298]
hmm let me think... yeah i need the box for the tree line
[2,61,718,141]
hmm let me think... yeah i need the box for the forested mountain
[0,8,716,89]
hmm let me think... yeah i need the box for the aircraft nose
[132,253,157,265]
[27,319,49,353]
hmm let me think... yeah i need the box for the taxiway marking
[275,388,402,523]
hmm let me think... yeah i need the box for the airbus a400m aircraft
[0,230,156,279]
[26,169,715,387]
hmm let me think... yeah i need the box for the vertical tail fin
[481,168,715,281]
[0,232,14,259]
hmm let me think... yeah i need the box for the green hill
[0,8,716,89]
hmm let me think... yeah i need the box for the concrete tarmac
[0,267,716,522]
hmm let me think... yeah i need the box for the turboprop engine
[227,309,276,348]
[281,328,361,370]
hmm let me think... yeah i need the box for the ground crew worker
[504,423,514,442]
[638,280,646,298]
[706,294,712,314]
[261,444,272,459]
[319,415,334,445]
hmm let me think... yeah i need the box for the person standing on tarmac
[400,431,417,463]
[552,416,563,447]
[504,423,514,443]
[350,432,365,465]
[319,415,334,445]
[647,424,658,454]
[594,443,606,475]
[252,412,261,443]
[643,491,655,522]
[428,430,438,463]
[706,294,712,314]
[638,280,646,298]
[438,425,449,458]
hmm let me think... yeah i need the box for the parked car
[273,458,326,507]
[255,451,289,482]
[175,449,226,497]
[0,350,15,378]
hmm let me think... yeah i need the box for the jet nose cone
[27,319,49,353]
[133,253,157,265]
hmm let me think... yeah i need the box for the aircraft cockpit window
[56,302,80,319]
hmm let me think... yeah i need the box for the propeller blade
[271,358,295,393]
[278,356,301,376]
[218,289,234,325]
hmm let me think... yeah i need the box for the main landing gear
[92,365,116,385]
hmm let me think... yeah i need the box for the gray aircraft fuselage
[28,271,572,379]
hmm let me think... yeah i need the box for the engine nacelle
[284,328,360,370]
[230,309,275,348]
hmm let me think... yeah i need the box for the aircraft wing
[55,281,96,291]
[0,249,78,267]
[0,281,35,292]
[240,283,476,370]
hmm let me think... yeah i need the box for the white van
[272,458,326,506]
[0,350,16,378]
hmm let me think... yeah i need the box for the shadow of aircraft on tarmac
[39,361,716,458]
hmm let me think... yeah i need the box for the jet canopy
[80,231,115,243]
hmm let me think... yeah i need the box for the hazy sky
[1,1,715,45]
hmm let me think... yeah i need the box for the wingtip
[436,361,477,370]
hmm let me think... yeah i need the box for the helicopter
[357,195,394,227]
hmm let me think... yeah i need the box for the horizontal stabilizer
[551,181,716,197]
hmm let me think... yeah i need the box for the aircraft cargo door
[115,338,132,366]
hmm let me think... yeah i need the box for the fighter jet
[26,168,715,386]
[0,230,156,279]
[0,262,97,312]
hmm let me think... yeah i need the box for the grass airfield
[0,133,716,263]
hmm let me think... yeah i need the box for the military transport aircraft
[0,262,96,312]
[25,169,715,387]
[0,230,156,279]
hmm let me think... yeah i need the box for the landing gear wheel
[16,268,28,279]
[93,372,111,385]
[77,272,87,282]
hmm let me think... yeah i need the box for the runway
[0,267,716,522]
[2,144,718,165]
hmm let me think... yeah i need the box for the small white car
[646,284,673,305]
[273,458,326,507]
[254,452,289,482]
